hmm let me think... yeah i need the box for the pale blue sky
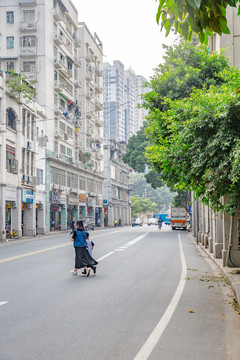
[73,0,176,80]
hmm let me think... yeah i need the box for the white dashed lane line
[0,301,9,306]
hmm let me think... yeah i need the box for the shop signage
[68,193,79,206]
[87,197,93,206]
[50,190,61,204]
[22,189,33,203]
[80,193,87,202]
[103,199,108,204]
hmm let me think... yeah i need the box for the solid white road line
[133,231,187,360]
[0,301,9,306]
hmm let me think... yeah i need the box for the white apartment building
[0,71,46,240]
[0,0,104,235]
[103,139,131,227]
[78,22,104,225]
[103,60,148,143]
[135,75,149,131]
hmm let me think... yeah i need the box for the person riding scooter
[157,217,163,229]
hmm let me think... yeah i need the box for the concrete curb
[189,233,240,309]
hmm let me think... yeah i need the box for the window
[6,37,14,49]
[22,36,36,47]
[6,11,14,24]
[37,168,43,184]
[67,148,72,157]
[23,61,36,73]
[6,145,15,172]
[60,144,65,154]
[79,176,85,190]
[7,61,14,71]
[6,108,17,130]
[54,141,58,153]
[23,10,35,22]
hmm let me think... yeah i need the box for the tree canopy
[157,0,240,43]
[131,195,158,217]
[143,43,240,215]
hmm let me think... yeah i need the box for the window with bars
[6,11,14,24]
[22,36,36,47]
[37,168,43,184]
[79,176,85,190]
[6,145,15,172]
[50,166,65,186]
[23,10,35,22]
[67,172,78,188]
[6,37,14,49]
[60,144,65,154]
[23,61,36,73]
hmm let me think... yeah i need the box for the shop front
[67,193,79,228]
[36,191,45,235]
[103,200,108,227]
[95,198,103,227]
[50,190,66,231]
[87,196,95,217]
[22,189,35,236]
[79,193,87,219]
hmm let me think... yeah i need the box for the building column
[0,185,6,241]
[61,207,67,230]
[213,211,223,258]
[209,209,214,253]
[37,203,46,234]
[11,187,22,237]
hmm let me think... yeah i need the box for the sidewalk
[189,234,240,309]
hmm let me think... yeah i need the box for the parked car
[147,218,157,226]
[83,217,95,231]
[132,218,143,227]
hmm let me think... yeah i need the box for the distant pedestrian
[71,220,98,276]
[114,219,118,227]
[51,219,55,231]
[82,232,96,275]
[118,218,122,227]
[70,217,75,235]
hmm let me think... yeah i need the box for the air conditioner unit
[27,141,32,149]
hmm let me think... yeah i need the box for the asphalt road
[0,225,240,360]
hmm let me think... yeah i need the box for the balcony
[20,45,37,57]
[95,101,102,110]
[54,33,63,46]
[95,84,103,94]
[86,70,93,82]
[95,66,103,77]
[73,37,81,48]
[54,57,63,69]
[95,118,103,127]
[22,73,37,82]
[74,80,81,88]
[54,79,62,92]
[74,57,81,68]
[20,21,37,31]
[86,92,93,100]
[54,103,63,116]
[52,7,62,22]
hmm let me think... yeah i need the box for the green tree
[124,42,230,191]
[6,69,36,103]
[131,195,158,217]
[145,65,240,215]
[156,0,240,43]
[130,173,175,212]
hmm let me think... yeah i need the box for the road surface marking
[115,249,124,252]
[0,231,149,264]
[133,232,187,360]
[0,301,9,306]
[97,252,114,262]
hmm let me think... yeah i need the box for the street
[0,225,240,360]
